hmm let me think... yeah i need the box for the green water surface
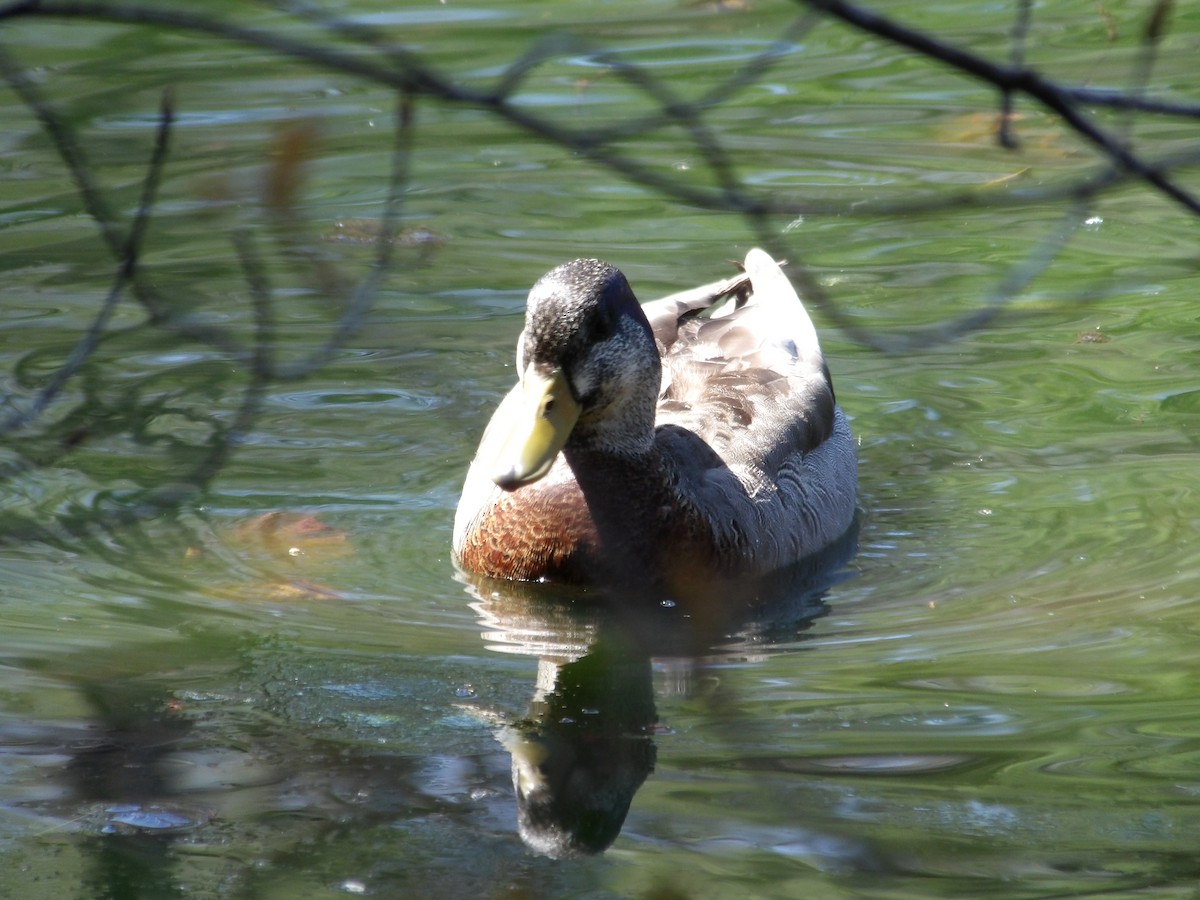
[1,1,1199,897]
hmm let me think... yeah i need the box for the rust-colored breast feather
[457,479,602,582]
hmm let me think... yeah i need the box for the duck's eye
[593,307,615,341]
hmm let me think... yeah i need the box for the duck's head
[492,259,660,490]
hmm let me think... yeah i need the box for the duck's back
[645,250,857,572]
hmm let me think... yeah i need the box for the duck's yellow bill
[490,367,581,490]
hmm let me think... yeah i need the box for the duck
[452,248,857,591]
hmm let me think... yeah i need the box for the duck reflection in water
[498,628,657,857]
[461,526,857,858]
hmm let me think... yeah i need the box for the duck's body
[453,249,857,589]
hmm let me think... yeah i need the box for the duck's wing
[658,250,838,473]
[641,270,750,351]
[657,250,857,572]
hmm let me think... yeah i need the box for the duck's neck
[568,397,657,458]
[563,442,667,507]
[562,442,673,578]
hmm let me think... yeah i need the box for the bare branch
[998,0,1034,149]
[798,0,1200,215]
[0,0,1196,534]
[0,88,173,434]
[269,90,415,382]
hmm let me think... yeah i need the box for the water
[2,1,1199,896]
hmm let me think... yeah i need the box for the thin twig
[270,90,415,381]
[998,0,1034,149]
[0,90,174,434]
[1122,0,1173,139]
[798,0,1200,215]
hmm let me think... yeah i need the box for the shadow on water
[460,521,863,859]
[4,628,511,897]
[1,671,210,899]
